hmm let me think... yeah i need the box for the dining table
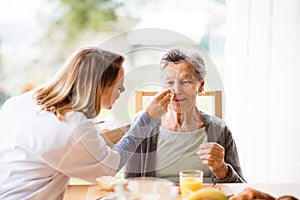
[63,182,300,200]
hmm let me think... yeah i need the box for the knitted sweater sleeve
[214,125,246,183]
[205,114,246,183]
[113,111,159,170]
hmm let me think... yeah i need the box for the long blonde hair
[33,46,124,121]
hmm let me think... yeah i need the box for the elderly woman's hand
[197,142,229,179]
[145,89,172,120]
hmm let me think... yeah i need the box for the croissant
[229,187,298,200]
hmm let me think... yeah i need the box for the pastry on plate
[96,176,127,192]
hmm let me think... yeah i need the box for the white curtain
[224,0,300,183]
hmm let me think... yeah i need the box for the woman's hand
[197,142,228,179]
[145,89,172,120]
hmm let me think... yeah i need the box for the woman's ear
[198,80,205,93]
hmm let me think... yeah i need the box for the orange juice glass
[179,170,203,198]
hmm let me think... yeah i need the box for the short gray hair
[160,49,206,81]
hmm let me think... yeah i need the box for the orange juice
[180,177,203,197]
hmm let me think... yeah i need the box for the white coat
[0,91,120,200]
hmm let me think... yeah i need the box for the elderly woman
[124,49,245,184]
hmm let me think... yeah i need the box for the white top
[155,126,211,183]
[0,91,120,200]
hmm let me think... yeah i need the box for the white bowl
[126,177,179,200]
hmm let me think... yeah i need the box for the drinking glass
[179,170,203,198]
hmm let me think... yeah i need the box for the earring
[198,89,204,96]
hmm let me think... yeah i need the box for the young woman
[0,46,172,199]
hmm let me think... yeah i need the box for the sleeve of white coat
[49,121,121,183]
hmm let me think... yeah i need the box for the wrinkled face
[161,62,203,113]
[101,67,125,109]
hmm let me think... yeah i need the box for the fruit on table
[186,188,227,200]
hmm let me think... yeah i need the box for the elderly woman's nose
[172,82,182,93]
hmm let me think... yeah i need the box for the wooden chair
[135,90,222,119]
[100,90,222,146]
[100,125,130,147]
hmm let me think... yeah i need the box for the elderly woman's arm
[213,126,246,183]
[197,120,246,183]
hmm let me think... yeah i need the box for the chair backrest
[101,125,130,147]
[135,90,222,119]
[100,90,222,145]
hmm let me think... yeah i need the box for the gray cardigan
[123,112,246,183]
